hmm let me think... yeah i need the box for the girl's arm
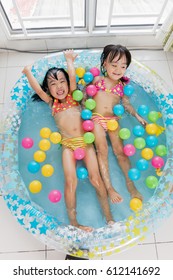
[22,66,52,104]
[63,50,78,92]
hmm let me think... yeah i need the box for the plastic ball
[75,67,85,78]
[146,135,158,147]
[137,105,149,116]
[81,109,92,120]
[123,144,136,156]
[86,85,97,97]
[34,150,46,163]
[40,127,51,138]
[119,128,131,140]
[76,75,79,83]
[148,111,159,122]
[128,168,141,181]
[29,180,42,194]
[82,120,94,131]
[50,132,62,144]
[76,167,88,179]
[41,164,54,177]
[28,161,40,173]
[133,125,145,137]
[145,176,159,189]
[21,137,34,149]
[136,158,149,171]
[72,89,83,101]
[83,72,94,83]
[151,156,164,169]
[85,99,96,110]
[107,119,119,131]
[74,148,85,160]
[113,104,125,116]
[48,190,62,203]
[145,123,158,135]
[84,132,95,144]
[39,139,51,151]
[155,144,167,156]
[123,84,134,96]
[141,148,153,160]
[90,67,100,77]
[130,198,143,212]
[134,137,146,149]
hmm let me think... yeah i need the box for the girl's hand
[135,113,148,127]
[22,65,32,74]
[63,49,78,62]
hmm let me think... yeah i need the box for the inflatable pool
[1,49,173,259]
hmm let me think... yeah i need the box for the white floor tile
[46,249,67,260]
[166,51,173,61]
[7,52,46,67]
[168,60,173,84]
[131,50,166,61]
[0,52,8,68]
[154,213,173,243]
[0,68,6,103]
[156,243,173,260]
[0,251,46,260]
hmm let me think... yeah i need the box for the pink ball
[21,137,34,149]
[123,144,136,156]
[82,120,94,131]
[90,67,100,77]
[86,85,97,97]
[74,148,85,160]
[48,190,62,203]
[151,156,164,168]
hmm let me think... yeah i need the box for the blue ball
[123,84,134,96]
[28,161,40,173]
[136,158,149,171]
[77,167,88,179]
[81,109,92,120]
[137,105,149,116]
[113,104,125,116]
[76,75,79,83]
[146,135,158,147]
[128,168,141,181]
[83,72,94,83]
[133,125,145,137]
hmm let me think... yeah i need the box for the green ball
[145,176,159,189]
[84,132,95,144]
[155,145,167,156]
[134,137,146,149]
[85,99,96,110]
[72,90,83,101]
[148,111,159,122]
[119,128,131,140]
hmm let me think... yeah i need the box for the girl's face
[104,54,127,81]
[47,71,69,101]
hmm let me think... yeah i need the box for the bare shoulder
[93,75,102,85]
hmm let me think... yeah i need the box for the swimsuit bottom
[92,113,119,131]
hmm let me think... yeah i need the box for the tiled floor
[0,49,173,260]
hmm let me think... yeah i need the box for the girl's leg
[93,122,123,203]
[108,129,143,200]
[62,148,92,232]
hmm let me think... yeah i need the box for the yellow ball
[39,139,51,151]
[41,164,54,177]
[50,132,62,144]
[40,127,52,138]
[145,123,158,135]
[75,67,85,78]
[130,198,143,212]
[29,180,42,193]
[107,120,119,131]
[34,150,46,162]
[141,148,154,160]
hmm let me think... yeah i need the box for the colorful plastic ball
[39,139,51,151]
[90,67,100,77]
[146,135,158,147]
[85,99,96,110]
[155,144,167,156]
[128,168,141,181]
[76,167,88,179]
[48,190,62,203]
[50,132,62,144]
[113,104,125,116]
[136,158,149,171]
[40,127,51,138]
[141,148,153,160]
[28,161,40,173]
[151,156,164,169]
[76,75,79,83]
[123,84,134,96]
[83,72,94,83]
[21,137,34,149]
[119,128,131,140]
[41,164,54,177]
[123,144,136,156]
[148,111,159,123]
[130,198,143,212]
[134,137,146,149]
[145,123,158,135]
[133,125,145,137]
[72,89,83,101]
[137,105,149,116]
[82,120,94,131]
[86,85,97,97]
[81,109,92,120]
[84,132,95,144]
[75,67,85,78]
[29,180,42,194]
[145,176,159,189]
[107,119,119,131]
[74,148,85,160]
[34,150,46,163]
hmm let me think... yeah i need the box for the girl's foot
[127,181,143,201]
[75,224,93,232]
[107,187,123,203]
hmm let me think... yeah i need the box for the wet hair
[32,67,70,102]
[100,44,131,76]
